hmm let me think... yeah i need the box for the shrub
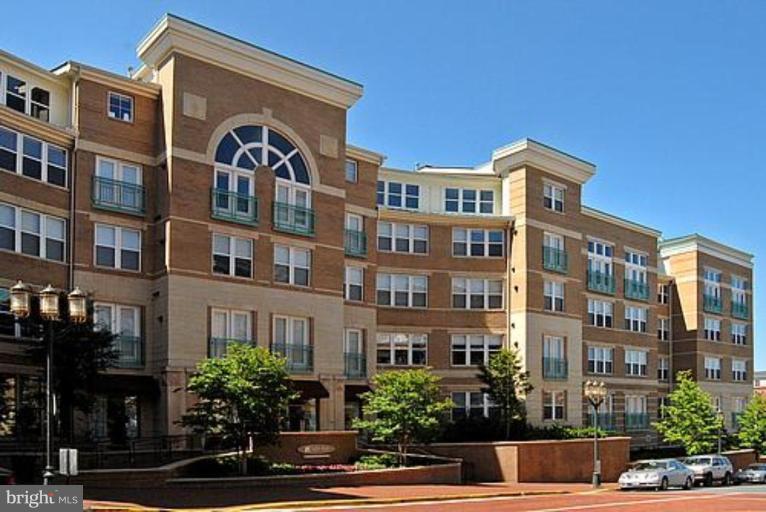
[355,453,398,470]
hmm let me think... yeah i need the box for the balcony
[625,412,650,431]
[211,188,259,226]
[272,342,313,373]
[344,352,367,379]
[731,301,749,320]
[272,202,315,236]
[208,337,250,358]
[589,412,616,431]
[587,270,616,295]
[542,246,568,274]
[624,278,649,301]
[344,229,367,258]
[703,294,723,314]
[543,357,568,380]
[113,335,143,368]
[92,176,145,215]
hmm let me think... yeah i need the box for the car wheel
[704,473,714,487]
[659,477,669,491]
[723,472,732,486]
[683,476,692,490]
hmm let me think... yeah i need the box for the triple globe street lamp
[584,379,608,489]
[10,280,88,485]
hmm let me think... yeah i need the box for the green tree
[737,394,766,454]
[353,369,452,466]
[654,370,723,455]
[478,346,533,440]
[180,344,297,474]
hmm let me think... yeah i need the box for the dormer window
[0,73,51,122]
[108,92,133,122]
[5,75,26,113]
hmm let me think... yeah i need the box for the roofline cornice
[346,144,386,165]
[659,234,753,269]
[53,62,161,99]
[492,138,596,184]
[581,206,662,238]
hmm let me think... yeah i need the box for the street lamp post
[584,380,608,489]
[10,281,87,485]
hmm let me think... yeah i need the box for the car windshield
[684,457,711,465]
[747,464,766,470]
[633,461,668,471]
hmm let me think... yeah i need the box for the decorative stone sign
[297,443,336,459]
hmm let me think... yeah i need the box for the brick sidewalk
[85,482,614,510]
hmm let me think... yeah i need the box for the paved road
[296,485,766,512]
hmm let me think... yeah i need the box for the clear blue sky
[2,1,763,368]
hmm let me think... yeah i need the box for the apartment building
[0,15,755,447]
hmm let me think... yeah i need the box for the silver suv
[682,455,734,486]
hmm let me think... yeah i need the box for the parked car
[681,455,733,486]
[734,463,766,484]
[619,459,694,491]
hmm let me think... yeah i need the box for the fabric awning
[292,379,329,400]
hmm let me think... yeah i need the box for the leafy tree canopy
[478,346,533,439]
[737,394,766,454]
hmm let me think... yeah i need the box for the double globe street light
[10,281,88,485]
[584,379,608,488]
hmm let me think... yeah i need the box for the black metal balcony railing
[208,337,250,358]
[542,246,568,274]
[589,412,616,431]
[587,270,616,295]
[625,412,650,431]
[542,357,568,380]
[624,278,649,301]
[272,342,313,373]
[272,202,315,236]
[344,352,367,378]
[92,176,145,215]
[114,335,143,368]
[731,301,749,320]
[344,229,367,257]
[703,294,723,314]
[211,188,259,225]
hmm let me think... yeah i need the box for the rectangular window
[344,266,363,302]
[376,333,427,366]
[30,87,50,122]
[543,280,565,312]
[542,391,566,420]
[704,317,721,341]
[625,395,647,414]
[658,357,669,380]
[704,357,721,380]
[625,349,648,376]
[5,75,26,113]
[211,308,252,341]
[731,275,748,308]
[95,224,140,271]
[587,299,613,328]
[450,334,502,366]
[451,391,495,420]
[732,323,747,345]
[0,202,66,262]
[587,240,613,278]
[624,250,648,289]
[452,228,504,257]
[345,159,358,183]
[95,156,143,210]
[108,91,133,122]
[376,181,419,209]
[543,182,564,212]
[212,234,253,278]
[451,277,503,310]
[732,359,747,382]
[274,245,310,286]
[624,306,647,333]
[0,125,67,187]
[704,268,722,300]
[445,188,494,214]
[94,302,142,365]
[658,317,670,341]
[587,346,613,374]
[658,284,669,304]
[376,274,427,308]
[377,221,428,254]
[0,287,21,338]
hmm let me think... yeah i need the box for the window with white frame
[94,303,141,353]
[94,224,140,271]
[542,391,566,420]
[274,245,310,286]
[0,203,65,262]
[211,308,251,342]
[658,317,670,341]
[712,396,722,412]
[213,167,255,216]
[543,335,566,362]
[658,357,669,380]
[731,275,747,306]
[543,182,564,212]
[587,240,613,276]
[625,349,648,376]
[376,181,419,209]
[345,159,358,183]
[451,334,502,366]
[587,299,613,327]
[543,232,565,251]
[587,346,613,374]
[376,333,427,366]
[0,287,21,338]
[212,234,253,278]
[704,268,721,300]
[704,317,721,341]
[376,274,427,308]
[344,266,363,302]
[732,323,747,345]
[624,306,647,332]
[625,395,647,414]
[734,396,747,415]
[344,328,363,355]
[0,125,67,187]
[108,91,133,122]
[543,280,564,312]
[273,315,309,355]
[624,250,648,284]
[451,391,496,419]
[704,357,722,380]
[658,284,669,304]
[445,188,494,214]
[452,277,503,310]
[377,222,428,254]
[659,396,670,419]
[732,359,747,382]
[1,73,51,121]
[452,228,504,257]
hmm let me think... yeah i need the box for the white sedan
[619,459,694,491]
